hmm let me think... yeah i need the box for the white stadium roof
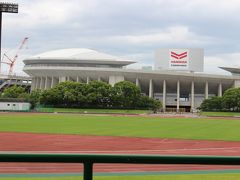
[24,48,136,66]
[26,48,135,63]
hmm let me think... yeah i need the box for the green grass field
[0,113,240,141]
[1,113,240,179]
[201,111,240,117]
[37,107,151,114]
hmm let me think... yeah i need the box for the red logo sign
[171,51,187,59]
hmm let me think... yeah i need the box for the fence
[1,153,240,180]
[35,105,54,113]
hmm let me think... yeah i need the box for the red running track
[1,132,240,173]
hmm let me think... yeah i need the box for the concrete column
[39,77,43,90]
[45,77,51,89]
[108,75,124,86]
[34,77,37,89]
[234,80,240,88]
[36,77,40,89]
[59,76,67,83]
[51,76,54,88]
[31,77,35,91]
[41,77,46,89]
[149,79,153,98]
[177,80,180,112]
[87,77,90,84]
[98,77,101,81]
[37,77,40,89]
[191,81,195,112]
[162,80,166,112]
[33,78,36,90]
[39,77,42,89]
[205,81,209,99]
[136,78,141,91]
[77,76,80,83]
[51,77,58,88]
[45,76,48,89]
[136,78,140,87]
[218,83,222,97]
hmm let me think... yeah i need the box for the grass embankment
[201,111,240,117]
[1,174,240,180]
[0,114,240,141]
[38,107,150,114]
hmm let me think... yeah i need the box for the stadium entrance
[166,106,191,112]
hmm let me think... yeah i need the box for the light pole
[0,2,18,74]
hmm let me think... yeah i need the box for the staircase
[0,80,30,92]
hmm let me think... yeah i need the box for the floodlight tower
[0,2,18,74]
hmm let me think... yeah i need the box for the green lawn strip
[39,108,150,114]
[0,114,240,141]
[2,172,240,180]
[201,111,240,117]
[2,169,240,178]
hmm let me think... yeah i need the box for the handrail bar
[1,153,240,180]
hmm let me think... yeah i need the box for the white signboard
[155,48,204,72]
[169,49,189,69]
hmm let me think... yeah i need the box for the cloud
[1,0,240,75]
[203,53,240,74]
[1,46,30,76]
[128,51,240,75]
[4,0,81,29]
[106,26,215,46]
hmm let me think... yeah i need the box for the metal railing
[1,153,240,180]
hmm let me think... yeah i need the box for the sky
[1,0,240,75]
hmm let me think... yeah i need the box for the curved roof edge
[24,48,136,66]
[220,67,240,75]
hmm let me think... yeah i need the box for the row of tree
[2,82,240,112]
[200,87,240,111]
[0,81,162,111]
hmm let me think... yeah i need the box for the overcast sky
[1,0,240,75]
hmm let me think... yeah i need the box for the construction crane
[1,37,29,75]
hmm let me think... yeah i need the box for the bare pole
[0,12,2,74]
[0,2,18,74]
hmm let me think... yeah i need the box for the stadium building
[23,48,240,112]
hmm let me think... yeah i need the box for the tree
[112,81,141,108]
[38,80,163,111]
[136,96,162,112]
[222,88,240,111]
[75,82,88,106]
[1,85,27,98]
[85,81,112,107]
[28,89,42,109]
[200,96,223,111]
[40,81,86,107]
[150,98,162,113]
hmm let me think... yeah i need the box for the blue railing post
[84,162,93,180]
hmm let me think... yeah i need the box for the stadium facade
[23,48,240,112]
